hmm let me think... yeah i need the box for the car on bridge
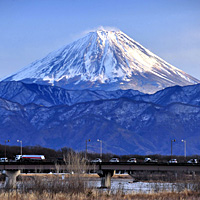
[144,158,151,162]
[127,158,137,163]
[144,157,158,163]
[109,158,119,162]
[90,158,102,163]
[0,158,8,162]
[187,159,198,164]
[168,159,178,163]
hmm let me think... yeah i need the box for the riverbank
[1,173,200,199]
[0,190,200,200]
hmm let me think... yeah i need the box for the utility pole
[181,139,186,159]
[85,139,91,160]
[171,139,176,159]
[5,140,10,158]
[17,140,23,156]
[97,139,102,158]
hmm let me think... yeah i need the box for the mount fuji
[2,29,199,93]
[1,29,200,155]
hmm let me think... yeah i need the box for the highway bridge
[1,162,200,188]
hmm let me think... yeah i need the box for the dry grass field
[0,173,200,200]
[0,189,200,200]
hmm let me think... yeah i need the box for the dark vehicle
[127,158,137,163]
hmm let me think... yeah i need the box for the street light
[171,139,176,159]
[181,139,186,159]
[97,139,102,158]
[17,140,23,156]
[5,140,10,158]
[85,139,91,160]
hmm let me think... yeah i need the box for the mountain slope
[2,29,199,93]
[1,81,200,108]
[0,96,200,155]
[0,81,142,106]
[131,84,200,106]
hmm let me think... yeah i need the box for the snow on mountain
[130,84,200,107]
[1,94,200,155]
[2,81,200,108]
[2,29,199,93]
[0,81,142,107]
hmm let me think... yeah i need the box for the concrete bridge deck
[1,161,200,171]
[96,162,200,172]
[1,162,200,188]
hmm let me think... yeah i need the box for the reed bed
[0,189,200,200]
[0,174,200,200]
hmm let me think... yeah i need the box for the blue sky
[0,0,200,79]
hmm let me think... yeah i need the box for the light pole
[5,140,10,158]
[17,140,23,156]
[171,139,176,159]
[85,139,91,160]
[181,139,186,159]
[97,139,102,158]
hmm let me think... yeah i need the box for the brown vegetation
[1,169,200,199]
[1,171,200,199]
[0,189,200,200]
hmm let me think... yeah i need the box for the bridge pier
[128,171,137,182]
[192,171,196,179]
[97,170,114,188]
[2,170,21,188]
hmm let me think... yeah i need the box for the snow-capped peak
[2,29,199,93]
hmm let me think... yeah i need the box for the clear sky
[0,0,200,79]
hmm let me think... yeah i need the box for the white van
[0,158,8,162]
[187,159,198,164]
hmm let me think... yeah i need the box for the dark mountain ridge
[0,81,142,106]
[1,81,200,108]
[0,85,200,155]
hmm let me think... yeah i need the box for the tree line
[0,144,198,163]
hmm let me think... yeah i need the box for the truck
[15,155,45,161]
